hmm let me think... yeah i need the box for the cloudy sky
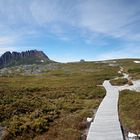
[0,0,140,62]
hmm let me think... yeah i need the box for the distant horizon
[0,49,140,63]
[0,0,140,62]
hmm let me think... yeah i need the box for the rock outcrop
[0,50,51,68]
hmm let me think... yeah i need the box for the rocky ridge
[0,50,51,68]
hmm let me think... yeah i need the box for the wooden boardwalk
[87,81,123,140]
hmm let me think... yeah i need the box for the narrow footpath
[87,81,124,140]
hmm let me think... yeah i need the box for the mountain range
[0,50,52,68]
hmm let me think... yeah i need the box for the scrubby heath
[117,59,140,80]
[119,90,140,134]
[110,78,129,86]
[0,62,120,140]
[116,59,140,135]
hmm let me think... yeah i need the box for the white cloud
[77,0,140,40]
[30,0,77,26]
[29,0,140,41]
[0,0,140,50]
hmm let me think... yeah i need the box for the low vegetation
[119,90,140,134]
[0,62,119,140]
[128,68,140,80]
[110,78,128,86]
[117,59,140,79]
[128,68,140,73]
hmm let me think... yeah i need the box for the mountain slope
[0,50,52,68]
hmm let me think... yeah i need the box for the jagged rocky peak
[0,50,52,68]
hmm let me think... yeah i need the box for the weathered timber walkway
[87,80,123,140]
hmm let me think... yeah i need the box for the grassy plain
[117,59,140,79]
[119,90,140,134]
[0,62,119,140]
[1,59,140,139]
[117,59,140,134]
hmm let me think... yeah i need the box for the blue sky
[0,0,140,62]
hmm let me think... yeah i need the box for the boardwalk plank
[87,80,123,140]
